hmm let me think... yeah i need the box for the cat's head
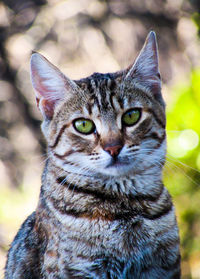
[30,31,166,178]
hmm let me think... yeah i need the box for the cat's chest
[42,214,153,278]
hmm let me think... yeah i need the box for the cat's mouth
[106,157,128,169]
[101,156,134,176]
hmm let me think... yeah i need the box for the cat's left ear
[125,31,162,102]
[30,52,78,119]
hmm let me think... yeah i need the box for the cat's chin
[100,163,133,177]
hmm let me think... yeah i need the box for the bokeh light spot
[178,129,199,151]
[167,129,199,158]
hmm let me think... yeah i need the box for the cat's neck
[41,158,164,199]
[36,158,166,225]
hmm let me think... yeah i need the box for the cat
[5,31,181,279]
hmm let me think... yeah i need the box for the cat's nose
[104,144,122,157]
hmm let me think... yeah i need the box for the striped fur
[5,32,180,279]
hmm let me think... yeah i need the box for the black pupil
[83,121,86,127]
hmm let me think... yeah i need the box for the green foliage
[193,12,200,36]
[165,70,200,266]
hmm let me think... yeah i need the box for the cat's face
[30,31,166,178]
[47,78,166,177]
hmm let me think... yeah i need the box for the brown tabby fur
[5,32,181,279]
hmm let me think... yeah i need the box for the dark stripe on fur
[161,253,181,271]
[53,150,75,160]
[109,92,115,110]
[50,194,141,221]
[144,131,166,142]
[133,183,164,202]
[142,201,173,220]
[150,133,166,151]
[56,177,116,202]
[134,117,152,136]
[49,124,69,148]
[86,102,92,115]
[148,108,165,128]
[57,176,164,203]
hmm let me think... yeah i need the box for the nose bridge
[99,113,123,155]
[100,119,120,143]
[100,114,117,134]
[100,124,123,157]
[102,133,122,146]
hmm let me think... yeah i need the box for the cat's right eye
[73,118,95,135]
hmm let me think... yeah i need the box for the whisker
[167,130,183,133]
[166,155,200,174]
[165,159,200,187]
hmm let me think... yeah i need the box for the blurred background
[0,0,200,278]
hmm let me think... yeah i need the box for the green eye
[122,109,141,126]
[73,118,95,134]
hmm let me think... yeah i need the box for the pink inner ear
[31,53,77,119]
[32,69,54,99]
[31,53,79,120]
[33,74,57,119]
[31,54,67,119]
[40,99,56,119]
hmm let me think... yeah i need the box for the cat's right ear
[30,52,78,119]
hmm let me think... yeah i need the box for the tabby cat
[5,31,181,279]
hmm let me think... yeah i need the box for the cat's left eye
[73,118,95,134]
[122,108,141,127]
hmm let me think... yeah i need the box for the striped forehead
[84,75,123,116]
[76,74,158,119]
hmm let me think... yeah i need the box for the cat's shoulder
[5,212,46,279]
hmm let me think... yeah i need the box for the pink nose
[104,144,122,157]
